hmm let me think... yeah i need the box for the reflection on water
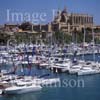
[0,91,42,100]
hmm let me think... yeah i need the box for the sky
[0,0,99,25]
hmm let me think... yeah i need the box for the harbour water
[0,74,100,100]
[0,54,100,100]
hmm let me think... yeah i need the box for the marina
[0,43,100,96]
[0,24,100,98]
[0,65,100,100]
[0,0,100,100]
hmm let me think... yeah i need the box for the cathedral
[51,7,93,33]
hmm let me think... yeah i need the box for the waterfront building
[30,7,94,35]
[51,7,93,33]
[1,7,100,44]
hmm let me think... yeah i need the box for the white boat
[16,76,60,86]
[4,81,42,95]
[69,65,82,74]
[77,67,99,76]
[49,59,71,73]
[0,89,2,95]
[39,62,49,68]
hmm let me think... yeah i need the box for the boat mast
[92,26,95,62]
[82,26,86,61]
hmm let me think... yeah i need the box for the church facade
[51,8,93,33]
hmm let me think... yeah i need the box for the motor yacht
[4,81,42,95]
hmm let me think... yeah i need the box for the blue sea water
[0,74,100,100]
[0,54,100,100]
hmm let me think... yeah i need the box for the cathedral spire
[63,6,67,13]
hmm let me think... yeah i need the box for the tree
[54,31,72,44]
[54,31,64,44]
[19,22,32,31]
[64,34,72,43]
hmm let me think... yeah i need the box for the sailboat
[77,26,100,75]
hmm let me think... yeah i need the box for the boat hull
[4,86,42,95]
[77,70,100,76]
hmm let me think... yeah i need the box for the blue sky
[0,0,99,25]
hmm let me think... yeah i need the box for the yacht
[77,66,99,76]
[69,64,82,74]
[16,76,60,86]
[4,81,42,95]
[0,89,2,95]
